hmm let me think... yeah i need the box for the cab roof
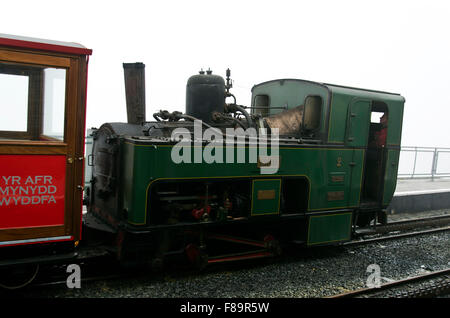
[0,33,92,56]
[252,78,404,102]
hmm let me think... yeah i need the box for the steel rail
[346,226,450,246]
[327,268,450,298]
[355,214,450,236]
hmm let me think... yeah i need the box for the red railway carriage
[0,34,92,280]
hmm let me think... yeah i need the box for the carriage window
[0,73,29,132]
[0,63,66,141]
[42,68,66,140]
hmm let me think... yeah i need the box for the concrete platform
[395,178,450,195]
[388,178,450,214]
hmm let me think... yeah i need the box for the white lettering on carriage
[0,175,58,207]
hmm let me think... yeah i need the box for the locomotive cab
[252,80,405,226]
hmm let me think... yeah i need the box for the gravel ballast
[17,229,449,298]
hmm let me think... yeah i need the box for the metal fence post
[431,147,438,180]
[411,146,417,178]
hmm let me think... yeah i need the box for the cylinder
[186,71,225,124]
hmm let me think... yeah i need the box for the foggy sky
[2,0,450,148]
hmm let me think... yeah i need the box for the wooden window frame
[0,47,87,243]
[0,63,44,140]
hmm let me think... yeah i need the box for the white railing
[398,146,450,179]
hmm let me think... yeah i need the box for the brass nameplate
[257,189,276,200]
[327,191,344,201]
[331,175,345,183]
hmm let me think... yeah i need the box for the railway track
[328,268,450,298]
[346,214,450,247]
[355,214,450,237]
[5,214,450,292]
[346,226,450,247]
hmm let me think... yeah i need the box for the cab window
[253,94,270,117]
[302,95,322,136]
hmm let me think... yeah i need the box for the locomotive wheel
[185,243,208,271]
[264,235,282,256]
[151,256,165,272]
[0,264,40,290]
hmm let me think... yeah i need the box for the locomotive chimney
[123,62,146,124]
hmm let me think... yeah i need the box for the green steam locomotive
[85,64,404,267]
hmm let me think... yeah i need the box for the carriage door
[0,47,87,245]
[345,99,371,205]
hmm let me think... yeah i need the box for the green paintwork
[251,80,405,146]
[327,92,349,143]
[251,80,330,140]
[252,79,405,214]
[251,80,329,116]
[121,142,364,225]
[383,149,400,205]
[325,85,405,146]
[117,78,404,248]
[251,179,281,215]
[307,212,353,245]
[346,99,371,147]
